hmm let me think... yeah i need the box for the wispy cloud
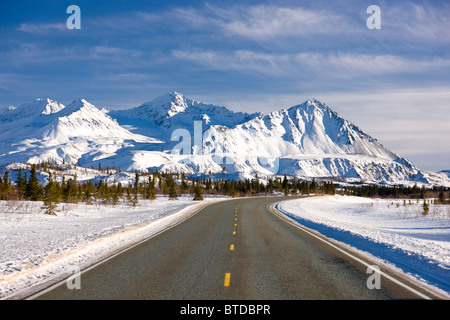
[90,46,142,59]
[17,22,67,34]
[131,4,355,43]
[172,49,450,78]
[132,2,450,46]
[382,2,450,43]
[206,4,353,40]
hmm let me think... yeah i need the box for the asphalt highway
[32,196,437,300]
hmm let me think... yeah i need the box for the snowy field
[0,195,229,299]
[277,195,450,299]
[1,194,449,300]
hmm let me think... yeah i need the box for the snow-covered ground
[277,195,450,299]
[1,194,449,299]
[0,195,229,299]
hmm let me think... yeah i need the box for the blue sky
[0,0,449,171]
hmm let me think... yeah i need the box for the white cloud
[208,4,352,40]
[172,49,450,78]
[17,23,67,34]
[382,2,450,43]
[90,46,142,59]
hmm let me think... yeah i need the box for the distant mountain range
[1,92,449,186]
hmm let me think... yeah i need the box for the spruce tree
[0,170,12,200]
[111,185,119,206]
[84,181,94,204]
[2,170,10,188]
[193,183,204,201]
[1,170,10,198]
[26,164,43,201]
[169,183,178,200]
[284,183,290,196]
[133,171,139,206]
[42,173,60,215]
[438,189,445,204]
[147,176,156,200]
[126,184,132,203]
[423,199,430,216]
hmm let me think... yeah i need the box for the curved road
[32,196,437,300]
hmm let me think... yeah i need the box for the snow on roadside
[277,195,450,298]
[0,195,228,299]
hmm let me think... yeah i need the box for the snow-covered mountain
[0,98,159,167]
[0,92,448,186]
[113,92,258,129]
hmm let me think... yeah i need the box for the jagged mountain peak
[37,98,66,115]
[286,98,337,117]
[60,98,100,115]
[1,93,447,186]
[0,98,65,124]
[116,92,261,129]
[48,98,135,136]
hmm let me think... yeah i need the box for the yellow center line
[224,273,231,287]
[233,231,236,235]
[230,244,234,251]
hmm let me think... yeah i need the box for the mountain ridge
[0,92,448,186]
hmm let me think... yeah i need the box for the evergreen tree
[26,164,43,201]
[126,184,132,203]
[133,171,139,206]
[300,181,309,195]
[423,199,430,216]
[438,189,445,204]
[147,176,156,200]
[169,182,178,200]
[282,175,288,190]
[2,170,10,188]
[228,183,237,198]
[42,173,60,215]
[111,186,119,206]
[284,181,290,195]
[310,178,317,194]
[63,177,78,203]
[193,183,204,201]
[0,170,12,200]
[0,170,10,198]
[266,178,274,194]
[84,181,94,204]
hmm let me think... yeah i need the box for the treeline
[0,165,180,214]
[0,165,335,213]
[343,183,450,203]
[1,163,449,215]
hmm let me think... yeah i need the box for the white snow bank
[0,196,228,299]
[277,195,450,298]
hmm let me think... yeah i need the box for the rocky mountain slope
[1,92,447,186]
